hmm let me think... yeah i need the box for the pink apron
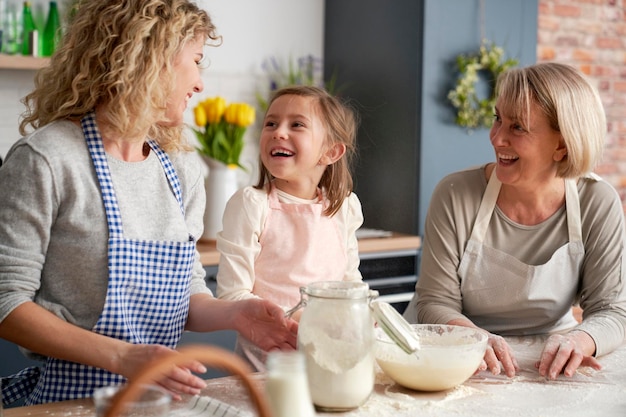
[237,185,348,369]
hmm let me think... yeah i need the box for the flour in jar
[296,281,376,410]
[300,331,374,410]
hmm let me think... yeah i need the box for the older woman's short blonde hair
[495,62,606,178]
[20,0,220,152]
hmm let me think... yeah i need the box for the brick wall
[537,0,626,211]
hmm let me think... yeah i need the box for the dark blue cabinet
[324,0,538,236]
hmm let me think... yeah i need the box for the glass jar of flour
[296,281,378,411]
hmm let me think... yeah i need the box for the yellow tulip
[192,96,255,169]
[202,97,226,124]
[223,103,237,126]
[215,97,227,121]
[238,103,250,127]
[243,104,256,126]
[194,104,207,127]
[224,103,255,127]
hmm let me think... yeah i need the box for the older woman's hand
[447,319,518,377]
[478,332,519,377]
[536,331,602,379]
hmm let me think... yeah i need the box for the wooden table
[7,335,626,417]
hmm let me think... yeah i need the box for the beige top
[456,168,582,333]
[407,165,626,356]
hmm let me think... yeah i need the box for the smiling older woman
[404,62,626,381]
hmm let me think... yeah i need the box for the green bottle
[20,1,37,56]
[42,1,61,56]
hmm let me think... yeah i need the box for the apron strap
[471,167,582,243]
[81,113,190,238]
[81,113,124,237]
[469,168,501,243]
[147,140,186,217]
[564,178,582,243]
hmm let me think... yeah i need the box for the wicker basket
[103,344,271,417]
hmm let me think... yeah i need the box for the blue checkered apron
[9,113,195,405]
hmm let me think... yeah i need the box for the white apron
[457,169,583,334]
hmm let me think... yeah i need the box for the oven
[359,247,419,314]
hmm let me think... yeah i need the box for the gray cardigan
[0,120,210,358]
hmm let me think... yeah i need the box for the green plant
[447,41,518,130]
[256,55,340,112]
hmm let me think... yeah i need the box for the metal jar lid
[370,301,421,354]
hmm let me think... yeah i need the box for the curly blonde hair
[255,86,359,217]
[19,0,220,152]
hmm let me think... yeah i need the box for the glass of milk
[265,350,315,417]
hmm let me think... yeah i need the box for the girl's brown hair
[19,0,220,152]
[255,85,359,216]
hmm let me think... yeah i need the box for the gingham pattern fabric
[1,366,40,406]
[22,113,195,405]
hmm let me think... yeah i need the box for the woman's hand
[447,319,518,377]
[116,344,208,400]
[478,332,519,377]
[536,331,602,379]
[116,297,299,399]
[234,298,299,351]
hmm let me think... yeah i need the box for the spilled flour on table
[350,376,487,417]
[327,355,626,417]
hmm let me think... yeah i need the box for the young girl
[216,85,364,368]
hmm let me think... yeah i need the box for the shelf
[0,54,50,70]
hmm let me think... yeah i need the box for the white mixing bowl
[374,324,488,391]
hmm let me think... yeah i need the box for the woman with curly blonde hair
[0,0,297,405]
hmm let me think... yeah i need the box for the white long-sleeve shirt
[216,185,363,309]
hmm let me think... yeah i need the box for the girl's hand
[117,344,207,400]
[478,332,519,377]
[536,332,602,379]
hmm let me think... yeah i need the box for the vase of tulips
[192,97,256,240]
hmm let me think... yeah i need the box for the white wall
[0,0,324,186]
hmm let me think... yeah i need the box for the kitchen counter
[198,231,422,311]
[196,232,422,267]
[7,335,626,417]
